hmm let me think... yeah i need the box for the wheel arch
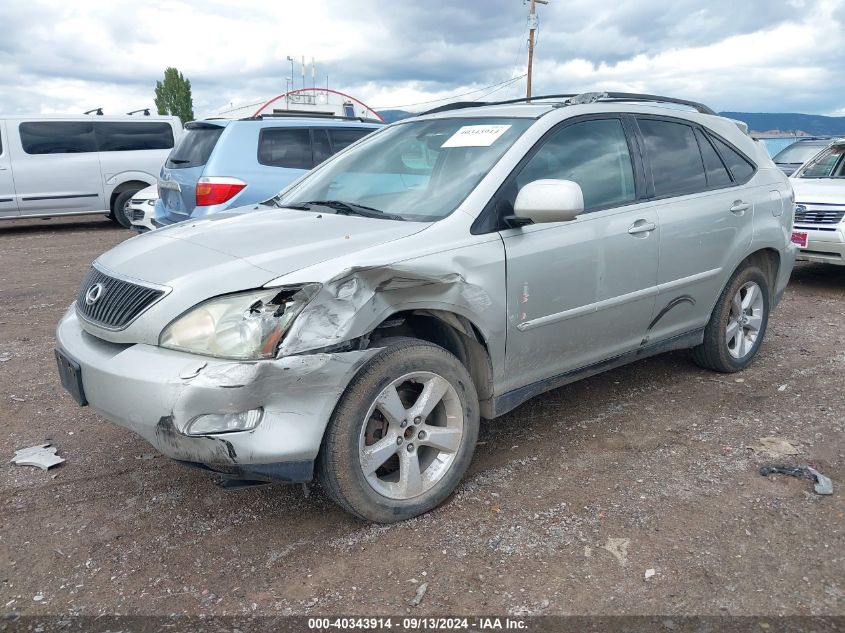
[738,247,780,307]
[107,178,155,214]
[367,309,495,418]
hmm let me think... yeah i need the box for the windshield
[275,117,533,221]
[773,142,828,164]
[794,145,845,179]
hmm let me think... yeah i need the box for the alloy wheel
[358,371,464,500]
[726,281,764,359]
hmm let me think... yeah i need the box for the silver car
[55,92,796,522]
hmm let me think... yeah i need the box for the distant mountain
[720,112,845,136]
[377,109,414,123]
[376,107,845,137]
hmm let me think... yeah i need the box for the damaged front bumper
[55,307,377,482]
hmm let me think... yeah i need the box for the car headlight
[159,284,320,360]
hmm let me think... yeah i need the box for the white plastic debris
[409,582,428,607]
[11,444,65,470]
[644,568,656,580]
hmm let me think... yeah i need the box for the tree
[154,67,194,123]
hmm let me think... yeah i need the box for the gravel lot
[0,215,843,617]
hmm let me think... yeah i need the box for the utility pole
[526,0,548,99]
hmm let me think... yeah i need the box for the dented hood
[99,207,429,286]
[791,178,845,205]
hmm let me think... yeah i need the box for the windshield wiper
[300,200,406,221]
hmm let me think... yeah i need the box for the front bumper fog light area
[186,408,264,436]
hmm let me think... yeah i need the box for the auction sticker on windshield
[441,125,512,148]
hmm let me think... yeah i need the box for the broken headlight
[159,284,320,360]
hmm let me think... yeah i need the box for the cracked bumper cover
[55,308,377,481]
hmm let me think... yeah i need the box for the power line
[471,75,527,102]
[373,74,527,110]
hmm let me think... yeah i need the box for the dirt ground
[0,215,843,618]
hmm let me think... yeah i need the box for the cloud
[0,0,842,117]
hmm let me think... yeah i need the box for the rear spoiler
[185,120,226,130]
[725,118,750,135]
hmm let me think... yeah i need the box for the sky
[1,0,843,117]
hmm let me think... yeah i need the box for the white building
[217,88,383,121]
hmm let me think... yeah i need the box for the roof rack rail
[244,112,382,124]
[420,91,717,117]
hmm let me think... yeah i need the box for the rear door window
[19,121,97,154]
[328,128,372,153]
[258,128,313,169]
[638,119,707,197]
[694,128,733,188]
[709,135,755,183]
[165,125,223,169]
[95,121,175,151]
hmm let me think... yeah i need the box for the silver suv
[55,92,796,523]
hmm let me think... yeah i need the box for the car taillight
[195,177,246,207]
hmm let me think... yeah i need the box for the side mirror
[511,179,584,225]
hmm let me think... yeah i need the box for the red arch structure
[252,88,385,122]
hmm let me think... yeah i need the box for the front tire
[111,190,139,229]
[318,338,479,523]
[692,265,770,373]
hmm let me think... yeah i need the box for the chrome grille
[75,267,165,330]
[794,206,845,225]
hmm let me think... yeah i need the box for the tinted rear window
[710,136,755,183]
[19,121,97,154]
[328,128,373,152]
[257,128,312,169]
[95,122,174,151]
[639,119,707,197]
[165,126,223,169]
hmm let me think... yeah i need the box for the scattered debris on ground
[409,582,428,607]
[10,443,65,470]
[599,537,630,567]
[0,352,12,362]
[644,568,656,580]
[759,464,833,495]
[751,437,801,456]
[0,220,843,615]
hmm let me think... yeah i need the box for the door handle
[628,220,656,235]
[730,201,751,214]
[0,166,7,171]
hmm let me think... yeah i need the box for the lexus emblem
[85,283,105,306]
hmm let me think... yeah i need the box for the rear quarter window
[19,121,97,154]
[95,121,175,151]
[710,135,755,183]
[165,125,223,169]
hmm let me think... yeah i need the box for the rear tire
[111,190,138,229]
[318,338,479,523]
[691,265,770,373]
